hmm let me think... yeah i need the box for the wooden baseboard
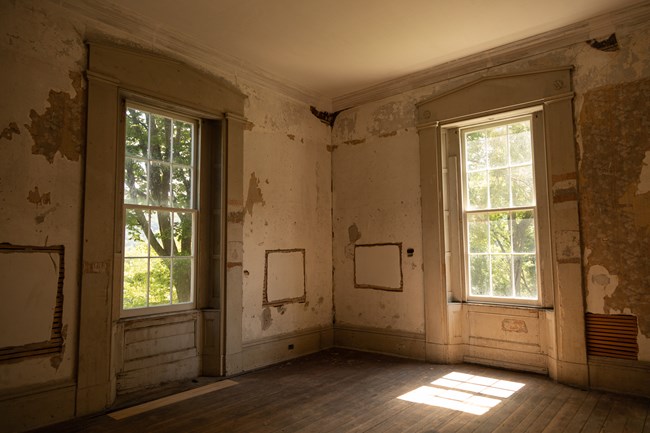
[333,324,426,360]
[588,356,650,397]
[0,382,76,432]
[241,327,333,371]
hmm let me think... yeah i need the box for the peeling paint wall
[331,18,650,362]
[580,78,650,341]
[0,0,332,423]
[332,96,424,334]
[0,0,85,392]
[241,83,333,342]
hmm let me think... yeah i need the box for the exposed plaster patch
[27,186,51,206]
[579,78,650,336]
[345,223,361,259]
[25,71,85,163]
[636,151,650,195]
[638,330,650,361]
[244,172,265,216]
[369,101,415,137]
[227,211,244,223]
[0,122,20,140]
[555,230,581,263]
[34,204,58,224]
[261,306,272,331]
[586,265,619,314]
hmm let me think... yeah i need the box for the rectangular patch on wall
[264,249,306,306]
[585,313,638,360]
[354,243,403,291]
[0,244,64,361]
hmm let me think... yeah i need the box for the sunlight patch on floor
[397,372,525,415]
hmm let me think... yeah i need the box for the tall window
[122,105,197,312]
[461,116,539,301]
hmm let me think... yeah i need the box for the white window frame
[442,106,552,307]
[119,100,200,317]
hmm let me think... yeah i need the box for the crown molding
[55,0,332,111]
[331,1,650,111]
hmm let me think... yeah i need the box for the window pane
[125,109,149,158]
[467,171,488,209]
[150,211,172,257]
[489,168,510,208]
[150,114,172,162]
[508,121,531,164]
[124,158,148,204]
[465,132,486,171]
[149,162,171,207]
[172,258,193,304]
[511,210,536,253]
[469,255,490,296]
[173,212,193,256]
[492,255,512,297]
[514,255,537,298]
[173,120,193,165]
[124,209,148,257]
[467,214,488,253]
[149,258,171,305]
[489,212,511,253]
[172,167,192,208]
[511,165,534,206]
[123,258,148,309]
[487,127,508,168]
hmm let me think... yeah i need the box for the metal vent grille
[585,313,638,360]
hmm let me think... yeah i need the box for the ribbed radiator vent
[585,313,638,360]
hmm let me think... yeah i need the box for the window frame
[442,107,553,307]
[118,99,202,318]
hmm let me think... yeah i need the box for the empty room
[1,1,649,432]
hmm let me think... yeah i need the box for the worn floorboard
[32,349,650,433]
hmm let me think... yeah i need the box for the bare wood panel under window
[585,313,638,360]
[0,244,64,362]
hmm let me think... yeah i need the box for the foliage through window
[461,117,538,300]
[122,105,197,310]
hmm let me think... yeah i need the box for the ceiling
[93,0,641,100]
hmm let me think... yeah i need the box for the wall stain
[244,172,265,216]
[579,77,650,335]
[27,186,51,206]
[0,122,20,140]
[348,223,361,243]
[326,144,338,152]
[287,134,295,141]
[35,204,58,224]
[379,131,397,138]
[344,138,365,146]
[25,71,85,163]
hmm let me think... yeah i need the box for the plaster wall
[0,1,332,429]
[331,18,650,365]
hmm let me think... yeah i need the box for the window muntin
[122,105,198,312]
[461,116,539,301]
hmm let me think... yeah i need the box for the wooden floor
[35,349,650,433]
